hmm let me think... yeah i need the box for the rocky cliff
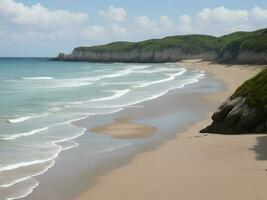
[201,68,267,134]
[52,28,267,64]
[200,97,266,134]
[54,48,218,63]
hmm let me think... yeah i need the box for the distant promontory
[52,28,267,64]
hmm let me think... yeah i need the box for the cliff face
[53,48,218,63]
[220,50,267,64]
[52,28,267,64]
[200,97,267,134]
[201,68,267,134]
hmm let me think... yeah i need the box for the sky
[0,0,267,57]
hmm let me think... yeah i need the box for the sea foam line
[20,77,54,80]
[7,116,32,124]
[7,113,49,124]
[81,72,206,110]
[0,128,85,172]
[0,161,55,188]
[5,179,39,200]
[90,89,130,103]
[134,68,187,88]
[1,127,49,141]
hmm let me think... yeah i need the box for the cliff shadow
[251,135,267,160]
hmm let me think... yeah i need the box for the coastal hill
[201,68,267,134]
[53,28,267,64]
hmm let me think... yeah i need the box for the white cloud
[195,6,267,35]
[1,1,267,56]
[82,24,128,41]
[178,15,192,33]
[160,15,174,30]
[135,15,160,35]
[82,25,108,40]
[110,24,127,35]
[249,6,267,22]
[0,0,88,30]
[198,7,248,25]
[198,6,248,25]
[99,6,127,22]
[136,16,154,28]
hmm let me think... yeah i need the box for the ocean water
[0,58,205,199]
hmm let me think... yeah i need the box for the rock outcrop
[219,50,267,64]
[51,28,267,64]
[52,48,218,63]
[202,63,267,134]
[200,97,267,134]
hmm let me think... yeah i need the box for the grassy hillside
[75,28,267,56]
[231,68,267,115]
[218,28,267,62]
[54,28,267,64]
[76,34,221,54]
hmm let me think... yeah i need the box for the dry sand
[75,60,267,200]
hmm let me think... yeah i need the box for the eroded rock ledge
[200,97,267,134]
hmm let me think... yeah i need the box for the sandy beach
[90,118,157,139]
[75,60,267,200]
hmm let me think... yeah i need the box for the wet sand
[91,118,157,139]
[75,60,267,200]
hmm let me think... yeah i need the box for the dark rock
[200,97,267,134]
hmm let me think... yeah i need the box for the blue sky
[0,0,267,57]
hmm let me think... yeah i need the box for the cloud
[198,7,248,24]
[82,24,128,41]
[195,6,267,35]
[99,6,127,22]
[1,1,267,56]
[178,15,192,33]
[135,16,160,34]
[82,25,108,41]
[0,0,88,30]
[110,24,127,35]
[160,15,174,30]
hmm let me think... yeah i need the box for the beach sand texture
[90,118,157,139]
[75,60,267,200]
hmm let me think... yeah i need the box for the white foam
[83,72,205,110]
[0,145,62,172]
[52,128,86,144]
[7,116,32,124]
[1,127,49,140]
[48,107,63,112]
[89,89,130,103]
[135,67,180,74]
[88,143,131,155]
[98,69,133,79]
[7,113,49,124]
[0,160,55,188]
[1,178,39,200]
[60,141,79,151]
[134,69,187,88]
[20,77,54,80]
[127,64,151,70]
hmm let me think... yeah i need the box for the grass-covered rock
[201,68,267,134]
[231,68,267,117]
[53,28,267,64]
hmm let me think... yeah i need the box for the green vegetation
[218,28,267,61]
[75,28,267,60]
[231,68,267,114]
[76,34,221,54]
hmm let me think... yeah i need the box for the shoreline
[74,60,267,200]
[26,61,223,200]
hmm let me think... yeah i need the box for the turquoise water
[0,58,205,199]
